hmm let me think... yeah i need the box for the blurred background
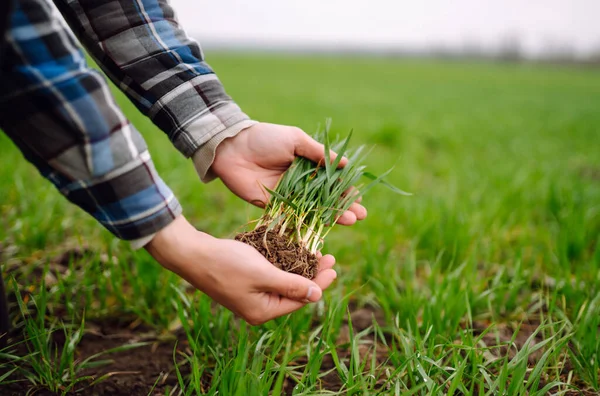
[173,0,600,63]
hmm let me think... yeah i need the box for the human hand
[146,215,337,325]
[211,122,367,225]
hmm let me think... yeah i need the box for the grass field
[1,54,600,395]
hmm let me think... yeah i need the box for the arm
[53,0,257,181]
[52,0,367,226]
[1,0,336,325]
[1,0,180,241]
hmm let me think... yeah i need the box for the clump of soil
[235,225,319,279]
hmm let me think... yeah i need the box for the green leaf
[264,186,299,211]
[332,129,353,169]
[0,367,17,382]
[323,119,334,179]
[363,171,412,195]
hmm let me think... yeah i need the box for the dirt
[284,304,391,394]
[1,247,597,394]
[235,225,319,279]
[469,320,546,365]
[0,318,191,396]
[1,247,193,396]
[1,303,596,395]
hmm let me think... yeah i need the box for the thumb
[266,270,323,302]
[293,128,347,168]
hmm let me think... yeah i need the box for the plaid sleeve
[0,0,181,241]
[53,0,258,181]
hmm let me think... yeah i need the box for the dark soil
[1,303,596,395]
[284,304,390,394]
[1,246,194,396]
[235,225,319,279]
[0,319,191,396]
[1,246,597,395]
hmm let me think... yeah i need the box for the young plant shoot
[235,122,409,279]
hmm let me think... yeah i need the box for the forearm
[53,0,257,180]
[0,87,181,241]
[1,0,180,241]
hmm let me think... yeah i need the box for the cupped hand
[146,216,338,325]
[211,122,367,225]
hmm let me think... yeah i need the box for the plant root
[235,226,319,280]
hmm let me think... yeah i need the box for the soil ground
[1,318,191,396]
[0,289,595,395]
[0,244,596,395]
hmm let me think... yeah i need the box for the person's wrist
[210,124,253,180]
[192,120,258,183]
[145,215,213,273]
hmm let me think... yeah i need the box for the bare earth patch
[1,249,596,395]
[1,318,190,396]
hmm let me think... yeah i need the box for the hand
[211,122,367,225]
[146,215,337,325]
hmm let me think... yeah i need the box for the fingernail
[306,286,320,302]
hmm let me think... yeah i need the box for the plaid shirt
[0,0,256,241]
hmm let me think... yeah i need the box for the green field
[1,54,600,395]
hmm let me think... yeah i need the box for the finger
[293,128,348,168]
[318,254,336,272]
[266,269,337,320]
[334,203,367,225]
[262,268,338,320]
[312,268,337,291]
[349,202,367,221]
[335,210,357,226]
[343,186,363,203]
[265,298,305,320]
[316,251,323,259]
[264,269,323,302]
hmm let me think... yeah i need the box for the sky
[171,0,600,57]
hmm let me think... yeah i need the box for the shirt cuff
[191,119,258,183]
[130,233,157,250]
[172,101,256,158]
